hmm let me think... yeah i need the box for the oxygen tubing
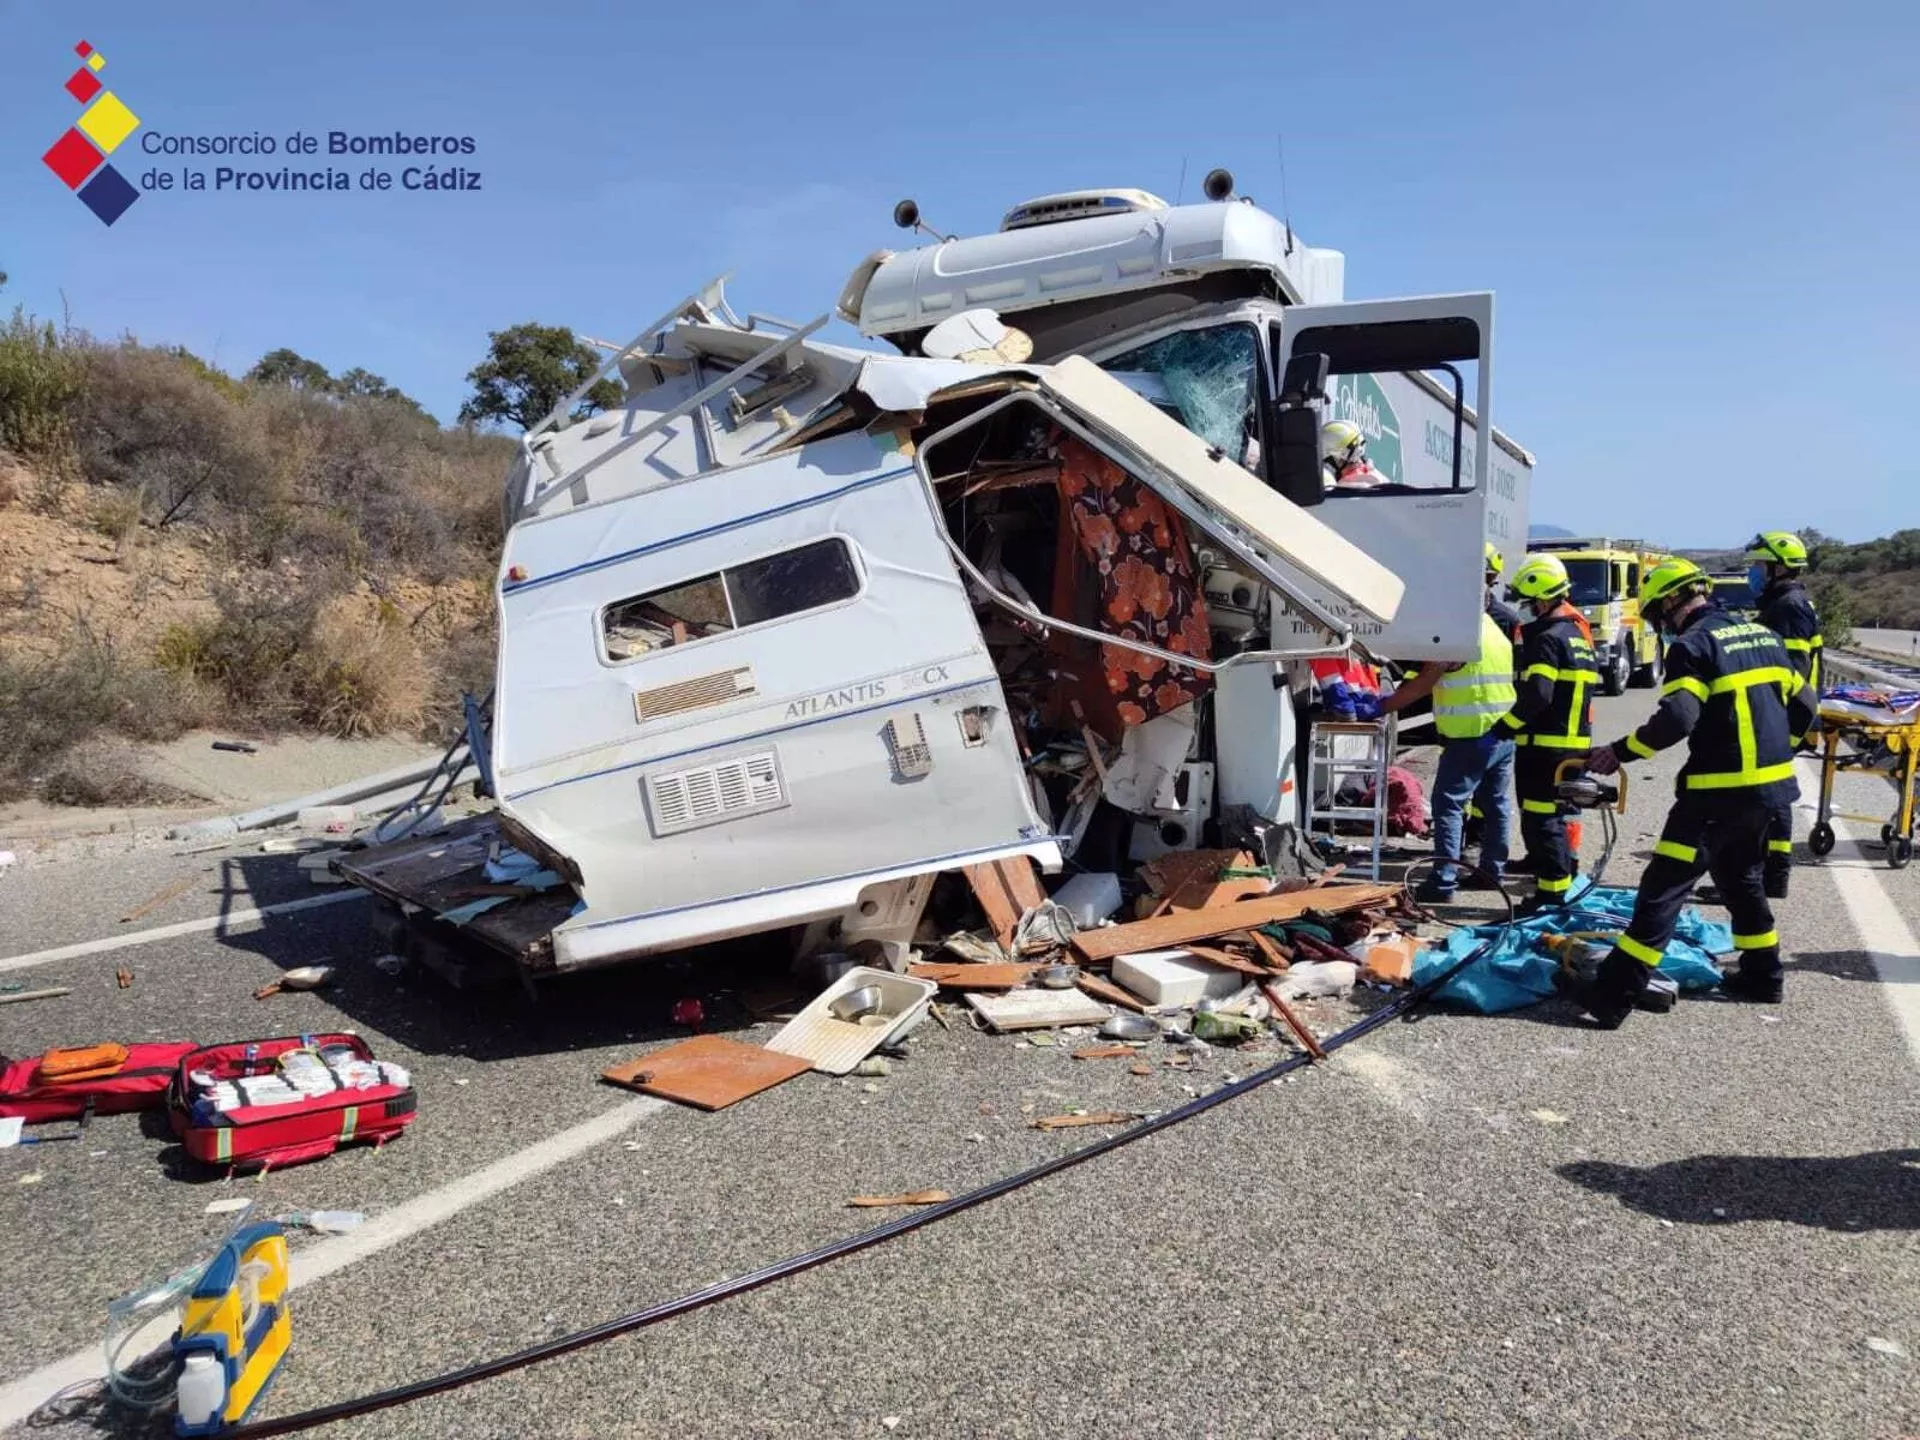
[221,922,1510,1438]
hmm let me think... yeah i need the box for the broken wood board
[965,988,1110,1033]
[1179,943,1277,977]
[906,962,1037,991]
[601,1036,811,1112]
[120,874,200,924]
[1071,1044,1138,1060]
[1076,972,1150,1014]
[1245,930,1293,971]
[847,1190,951,1208]
[1031,1111,1137,1131]
[962,858,1047,946]
[1262,981,1327,1060]
[1069,883,1403,963]
[1140,849,1253,917]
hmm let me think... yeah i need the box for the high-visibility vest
[1433,614,1518,739]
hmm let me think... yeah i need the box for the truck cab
[1522,537,1666,694]
[844,185,1537,664]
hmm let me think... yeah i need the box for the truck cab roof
[840,195,1347,355]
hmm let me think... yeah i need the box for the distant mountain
[1528,523,1575,539]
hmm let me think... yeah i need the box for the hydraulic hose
[219,924,1507,1438]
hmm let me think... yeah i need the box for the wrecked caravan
[340,182,1532,979]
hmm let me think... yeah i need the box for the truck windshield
[1097,323,1261,466]
[1712,576,1756,610]
[1562,559,1613,607]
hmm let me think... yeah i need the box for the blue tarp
[1410,883,1731,1015]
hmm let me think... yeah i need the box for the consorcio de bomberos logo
[42,40,141,226]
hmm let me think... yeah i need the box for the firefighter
[1576,558,1815,1027]
[1380,585,1517,903]
[1320,420,1382,490]
[1746,530,1822,898]
[1492,553,1599,916]
[1466,542,1523,856]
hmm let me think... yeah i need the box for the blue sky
[2,0,1914,546]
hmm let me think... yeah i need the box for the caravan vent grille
[644,749,788,836]
[632,666,757,722]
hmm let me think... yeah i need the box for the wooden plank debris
[1031,1111,1138,1131]
[847,1190,952,1208]
[962,858,1046,946]
[1179,943,1277,977]
[120,875,200,924]
[1071,1044,1139,1060]
[1074,972,1150,1014]
[600,1036,811,1112]
[906,962,1037,991]
[1069,882,1402,963]
[1261,981,1327,1061]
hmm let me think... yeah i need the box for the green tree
[457,323,621,433]
[247,347,333,392]
[334,366,430,419]
[1807,573,1854,647]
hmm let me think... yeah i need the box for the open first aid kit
[169,1032,417,1172]
[0,1041,199,1123]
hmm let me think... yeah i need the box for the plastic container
[176,1352,225,1429]
[1052,872,1122,928]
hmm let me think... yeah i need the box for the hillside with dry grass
[0,311,514,805]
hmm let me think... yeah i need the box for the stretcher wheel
[1808,822,1835,857]
[1883,822,1896,845]
[1892,837,1914,870]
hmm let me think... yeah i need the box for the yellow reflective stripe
[1523,663,1557,682]
[1653,839,1698,863]
[1521,798,1559,814]
[1626,733,1657,758]
[1617,934,1663,966]
[216,1128,232,1163]
[1685,762,1797,789]
[1735,689,1757,777]
[340,1106,359,1143]
[1536,875,1572,893]
[1663,676,1709,701]
[1523,665,1602,683]
[1709,666,1795,693]
[1767,839,1793,854]
[1732,930,1779,950]
[1781,638,1813,652]
[1529,734,1590,749]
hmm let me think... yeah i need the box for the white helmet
[1321,419,1365,466]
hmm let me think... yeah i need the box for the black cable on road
[224,928,1503,1438]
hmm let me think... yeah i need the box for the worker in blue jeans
[1381,609,1518,901]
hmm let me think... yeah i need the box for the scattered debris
[204,1197,254,1216]
[1260,983,1326,1060]
[906,963,1035,991]
[1529,1109,1571,1126]
[1072,882,1402,963]
[1190,1011,1262,1044]
[847,1190,950,1208]
[1129,1064,1153,1076]
[0,987,70,1006]
[1031,1111,1138,1131]
[1362,936,1417,986]
[119,874,201,925]
[16,1172,43,1186]
[766,968,938,1075]
[963,857,1047,948]
[1034,962,1081,990]
[1866,1336,1908,1360]
[1098,1012,1160,1042]
[1112,950,1243,1008]
[253,965,336,1000]
[854,1057,893,1078]
[964,988,1111,1034]
[602,1037,812,1112]
[1071,1045,1138,1060]
[670,998,706,1029]
[1274,960,1359,1002]
[211,740,259,754]
[115,969,134,990]
[1077,973,1150,1014]
[297,805,358,834]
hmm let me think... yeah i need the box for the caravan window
[601,537,861,661]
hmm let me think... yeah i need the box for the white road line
[1800,763,1920,1066]
[0,1095,668,1427]
[0,891,365,975]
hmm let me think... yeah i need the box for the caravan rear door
[1270,293,1495,663]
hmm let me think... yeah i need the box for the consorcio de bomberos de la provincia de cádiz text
[137,129,481,194]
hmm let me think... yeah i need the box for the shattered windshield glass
[1098,324,1261,464]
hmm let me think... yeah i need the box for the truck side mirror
[1268,352,1329,509]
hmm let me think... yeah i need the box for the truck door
[1266,293,1495,663]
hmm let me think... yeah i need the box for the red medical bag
[0,1041,198,1124]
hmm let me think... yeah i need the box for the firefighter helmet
[1640,555,1709,607]
[1483,541,1505,577]
[1746,530,1809,569]
[1320,420,1365,465]
[1507,553,1570,603]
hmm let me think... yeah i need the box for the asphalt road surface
[2,689,1916,1440]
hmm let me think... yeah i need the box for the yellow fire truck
[1523,537,1669,694]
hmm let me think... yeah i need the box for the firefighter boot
[1559,949,1651,1030]
[1719,950,1784,1004]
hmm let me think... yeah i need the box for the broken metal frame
[914,387,1353,673]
